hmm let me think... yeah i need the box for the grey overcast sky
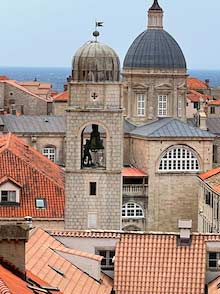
[0,0,219,69]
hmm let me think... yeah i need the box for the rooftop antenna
[93,20,104,41]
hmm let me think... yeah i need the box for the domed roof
[72,41,120,82]
[123,29,186,70]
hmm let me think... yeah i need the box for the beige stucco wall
[53,102,68,115]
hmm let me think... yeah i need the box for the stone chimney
[205,79,210,87]
[198,97,207,131]
[64,83,68,91]
[0,223,29,277]
[178,219,192,246]
[148,0,163,30]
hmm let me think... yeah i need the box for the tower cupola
[148,0,163,30]
[72,39,120,83]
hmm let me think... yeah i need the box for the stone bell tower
[65,33,123,230]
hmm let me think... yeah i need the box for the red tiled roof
[49,230,121,238]
[122,167,147,177]
[198,167,220,193]
[0,265,32,294]
[208,100,220,106]
[187,77,208,90]
[114,233,220,294]
[0,133,64,218]
[26,228,113,294]
[0,76,9,81]
[53,91,68,102]
[187,89,212,103]
[199,167,220,180]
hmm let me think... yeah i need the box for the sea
[0,67,220,93]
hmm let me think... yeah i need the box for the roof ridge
[52,247,103,262]
[148,118,174,135]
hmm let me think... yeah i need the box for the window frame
[42,146,56,162]
[0,190,17,203]
[158,95,168,117]
[208,252,220,271]
[122,202,144,219]
[35,198,47,209]
[158,146,200,173]
[136,94,145,117]
[210,106,216,114]
[95,249,115,270]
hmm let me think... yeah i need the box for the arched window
[42,146,56,162]
[159,146,199,172]
[122,202,144,219]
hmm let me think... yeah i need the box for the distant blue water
[0,67,220,92]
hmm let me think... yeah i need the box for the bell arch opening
[81,124,106,169]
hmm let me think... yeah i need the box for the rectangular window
[158,95,167,117]
[88,213,97,229]
[90,182,97,196]
[35,198,46,209]
[213,145,218,164]
[136,94,145,117]
[208,252,220,270]
[1,191,16,203]
[194,102,199,110]
[211,106,216,114]
[96,249,115,270]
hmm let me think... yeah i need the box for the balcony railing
[123,184,148,196]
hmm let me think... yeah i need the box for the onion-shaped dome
[72,41,120,82]
[123,29,186,70]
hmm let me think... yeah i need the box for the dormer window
[1,191,16,203]
[35,198,46,209]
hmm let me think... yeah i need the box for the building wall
[123,69,187,124]
[130,137,213,232]
[1,83,49,115]
[53,102,68,115]
[65,82,123,230]
[186,98,197,118]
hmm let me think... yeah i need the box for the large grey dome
[72,41,120,82]
[123,29,186,70]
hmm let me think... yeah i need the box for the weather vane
[93,20,104,41]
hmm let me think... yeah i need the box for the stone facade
[0,81,51,115]
[123,69,187,124]
[65,81,123,230]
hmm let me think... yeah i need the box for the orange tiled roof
[0,265,32,294]
[187,89,212,103]
[187,77,208,90]
[114,233,220,294]
[208,100,220,106]
[49,230,121,238]
[122,167,147,177]
[199,167,220,193]
[0,76,9,81]
[53,91,68,102]
[26,228,113,294]
[0,133,64,218]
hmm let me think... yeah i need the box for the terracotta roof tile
[187,77,208,90]
[0,265,32,294]
[199,167,220,180]
[54,247,103,262]
[114,233,220,294]
[26,228,113,294]
[208,100,220,106]
[122,167,147,177]
[187,89,212,103]
[53,91,68,102]
[49,230,121,239]
[208,276,220,294]
[0,76,9,81]
[0,133,64,218]
[199,167,220,193]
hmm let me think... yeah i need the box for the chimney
[24,216,33,229]
[64,83,68,91]
[0,223,29,278]
[205,79,210,87]
[198,97,207,130]
[178,219,192,246]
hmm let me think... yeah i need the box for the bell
[90,124,104,151]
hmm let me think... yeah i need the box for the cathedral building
[63,0,216,232]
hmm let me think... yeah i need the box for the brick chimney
[0,223,29,277]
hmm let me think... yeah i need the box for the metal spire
[92,20,104,42]
[149,0,163,11]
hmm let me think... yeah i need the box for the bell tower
[65,33,123,230]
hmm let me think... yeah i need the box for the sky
[0,0,219,69]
